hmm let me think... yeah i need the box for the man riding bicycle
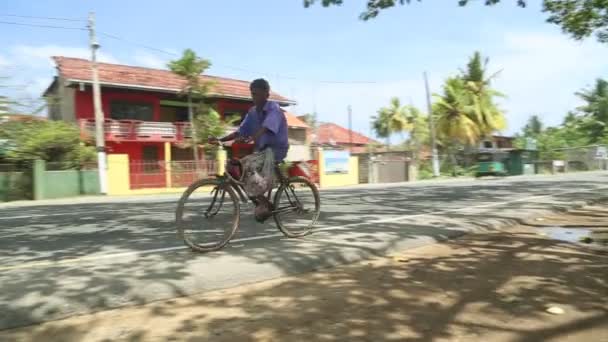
[209,78,289,222]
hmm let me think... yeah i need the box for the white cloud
[2,44,120,103]
[0,55,10,68]
[491,31,608,132]
[10,44,119,67]
[133,51,168,69]
[283,30,608,139]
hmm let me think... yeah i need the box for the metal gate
[371,159,409,183]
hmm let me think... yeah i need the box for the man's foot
[254,199,273,223]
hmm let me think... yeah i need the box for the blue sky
[1,0,607,140]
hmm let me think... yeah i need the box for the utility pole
[187,92,200,171]
[348,105,353,153]
[424,71,440,177]
[88,12,108,194]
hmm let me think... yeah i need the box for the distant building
[312,122,380,153]
[478,135,515,150]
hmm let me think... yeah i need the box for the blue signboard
[324,150,350,174]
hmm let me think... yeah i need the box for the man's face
[251,87,269,108]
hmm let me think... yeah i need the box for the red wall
[74,88,163,121]
[76,87,253,163]
[106,141,165,161]
[216,99,251,122]
[75,88,253,122]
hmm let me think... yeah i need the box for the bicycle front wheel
[176,178,240,252]
[273,176,320,238]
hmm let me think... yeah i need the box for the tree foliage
[433,77,480,145]
[433,51,506,146]
[515,77,608,160]
[0,119,95,166]
[168,49,229,159]
[372,97,412,146]
[575,78,608,143]
[299,112,319,130]
[303,0,608,43]
[168,49,212,97]
[523,115,544,137]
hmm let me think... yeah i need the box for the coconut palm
[461,51,507,137]
[433,77,480,145]
[372,97,411,147]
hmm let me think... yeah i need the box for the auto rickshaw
[474,151,508,177]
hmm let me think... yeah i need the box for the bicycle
[175,138,321,253]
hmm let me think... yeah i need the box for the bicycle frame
[203,137,309,218]
[203,159,306,218]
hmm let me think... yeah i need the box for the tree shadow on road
[3,224,607,341]
[0,178,606,333]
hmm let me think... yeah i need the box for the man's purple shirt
[237,100,289,161]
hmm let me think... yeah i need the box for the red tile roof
[50,56,294,105]
[283,111,309,128]
[315,122,378,146]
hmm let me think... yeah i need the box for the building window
[482,140,493,149]
[110,101,153,121]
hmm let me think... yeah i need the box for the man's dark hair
[250,78,270,92]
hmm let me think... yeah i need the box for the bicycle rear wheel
[273,176,320,238]
[176,178,240,252]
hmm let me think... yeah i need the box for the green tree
[460,51,506,137]
[433,77,479,145]
[0,119,95,167]
[372,97,412,147]
[523,115,544,137]
[299,112,319,130]
[303,1,608,43]
[168,49,212,164]
[575,78,608,143]
[432,51,506,150]
[399,105,430,162]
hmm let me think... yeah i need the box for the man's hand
[207,136,220,145]
[235,135,252,144]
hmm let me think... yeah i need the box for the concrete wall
[105,148,222,196]
[286,144,311,162]
[42,169,100,199]
[317,149,359,188]
[1,161,100,202]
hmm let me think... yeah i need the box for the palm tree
[433,77,479,145]
[372,97,411,148]
[401,105,429,163]
[168,49,211,166]
[461,51,506,138]
[575,78,608,143]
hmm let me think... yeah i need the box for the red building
[43,57,309,188]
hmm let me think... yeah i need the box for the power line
[0,14,85,22]
[98,31,178,56]
[97,30,387,85]
[0,20,85,31]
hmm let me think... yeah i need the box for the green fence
[0,160,100,202]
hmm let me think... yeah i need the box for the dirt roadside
[2,204,607,342]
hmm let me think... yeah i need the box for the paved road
[1,172,607,330]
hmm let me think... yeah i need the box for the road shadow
[2,224,607,341]
[0,177,606,331]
